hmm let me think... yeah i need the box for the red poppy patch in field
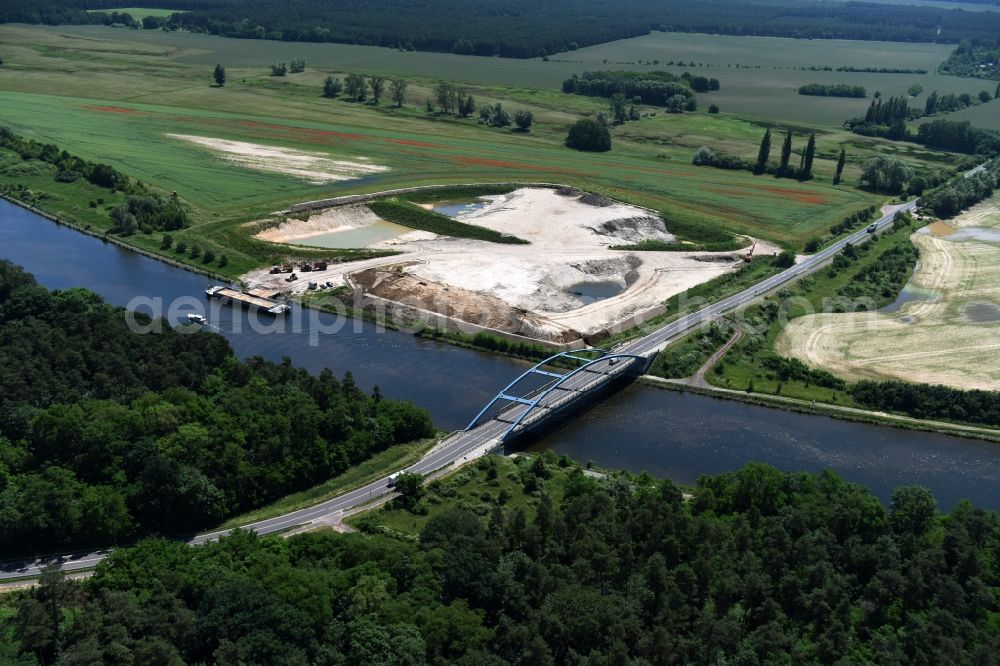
[761,186,827,205]
[211,119,443,149]
[451,155,584,177]
[706,187,756,199]
[84,105,139,114]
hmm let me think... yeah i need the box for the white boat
[186,314,207,325]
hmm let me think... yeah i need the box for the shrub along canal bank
[3,198,1000,511]
[641,375,1000,444]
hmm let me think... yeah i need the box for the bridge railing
[466,349,648,443]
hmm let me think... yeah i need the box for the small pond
[949,227,1000,243]
[964,301,1000,323]
[565,280,625,305]
[430,198,491,219]
[293,219,413,249]
[880,284,936,314]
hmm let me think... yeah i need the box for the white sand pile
[459,188,674,247]
[167,134,389,184]
[245,187,750,340]
[255,205,382,243]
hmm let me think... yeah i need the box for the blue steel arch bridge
[465,348,651,444]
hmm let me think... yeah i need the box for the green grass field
[0,23,971,282]
[9,24,995,128]
[0,85,878,246]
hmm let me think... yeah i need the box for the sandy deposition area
[167,134,388,184]
[246,188,765,342]
[256,205,388,243]
[776,198,1000,390]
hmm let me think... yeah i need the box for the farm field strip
[5,24,994,128]
[0,89,872,241]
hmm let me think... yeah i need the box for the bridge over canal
[0,202,913,581]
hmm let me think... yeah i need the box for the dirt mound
[353,266,582,343]
[579,193,614,207]
[692,254,739,263]
[571,255,641,281]
[255,204,380,243]
[593,216,674,245]
[556,186,581,197]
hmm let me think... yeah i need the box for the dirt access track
[776,197,1000,391]
[245,187,772,345]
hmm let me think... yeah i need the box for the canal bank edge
[10,190,996,444]
[0,192,229,282]
[641,375,1000,444]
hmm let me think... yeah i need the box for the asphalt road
[0,201,914,581]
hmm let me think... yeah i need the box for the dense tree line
[845,96,915,140]
[845,91,998,149]
[9,0,1000,59]
[835,242,919,306]
[924,90,985,116]
[562,70,696,107]
[0,127,126,191]
[851,380,1000,425]
[695,128,815,180]
[109,193,188,234]
[692,146,750,171]
[5,456,999,664]
[837,66,928,74]
[919,158,1000,218]
[760,353,845,389]
[0,262,434,554]
[916,119,1000,156]
[798,83,866,98]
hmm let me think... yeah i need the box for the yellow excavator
[742,240,757,262]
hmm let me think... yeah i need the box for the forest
[851,380,1000,425]
[797,83,866,98]
[0,127,126,191]
[916,119,1000,157]
[939,38,1000,79]
[5,0,1000,58]
[2,455,998,665]
[562,71,695,111]
[0,261,434,554]
[918,158,999,218]
[846,97,1000,156]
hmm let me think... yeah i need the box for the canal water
[2,199,999,511]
